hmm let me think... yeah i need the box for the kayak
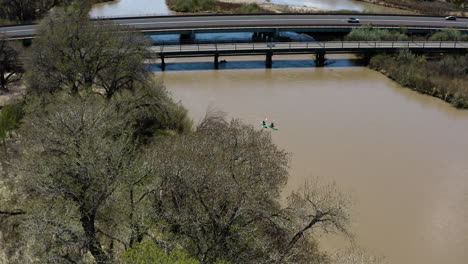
[261,123,279,130]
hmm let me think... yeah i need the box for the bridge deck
[152,41,468,57]
[2,14,468,40]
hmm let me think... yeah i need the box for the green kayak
[261,123,279,130]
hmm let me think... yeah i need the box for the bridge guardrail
[154,41,468,53]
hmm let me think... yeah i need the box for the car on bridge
[347,18,360,23]
[445,15,457,21]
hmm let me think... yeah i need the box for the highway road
[1,14,467,39]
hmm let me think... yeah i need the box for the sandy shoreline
[217,0,325,13]
[218,0,466,15]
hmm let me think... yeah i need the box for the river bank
[215,0,322,13]
[166,0,273,14]
[214,0,413,13]
[203,0,468,15]
[369,52,468,108]
[356,0,468,16]
[166,0,416,14]
[90,0,419,16]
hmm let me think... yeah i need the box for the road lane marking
[124,18,468,27]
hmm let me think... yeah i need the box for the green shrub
[346,25,409,41]
[121,242,200,264]
[121,242,232,264]
[369,54,386,68]
[111,80,192,143]
[238,3,263,13]
[168,0,217,12]
[0,102,24,140]
[450,92,468,108]
[167,0,270,13]
[429,29,466,41]
[431,55,468,78]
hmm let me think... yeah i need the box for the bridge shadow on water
[149,58,366,72]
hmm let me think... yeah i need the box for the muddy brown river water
[89,1,467,263]
[157,55,468,264]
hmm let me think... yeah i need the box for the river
[90,1,467,263]
[90,0,173,18]
[156,54,468,264]
[90,0,408,17]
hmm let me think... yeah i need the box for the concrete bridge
[152,40,468,70]
[1,14,468,40]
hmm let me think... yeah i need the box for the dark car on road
[347,17,360,23]
[445,16,457,20]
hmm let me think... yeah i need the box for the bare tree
[0,35,23,93]
[146,114,315,264]
[281,178,352,260]
[18,94,140,263]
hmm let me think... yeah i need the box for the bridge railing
[154,41,468,53]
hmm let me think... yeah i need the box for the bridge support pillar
[258,32,269,42]
[273,28,279,41]
[180,31,195,44]
[267,34,273,42]
[214,53,219,69]
[22,38,32,47]
[266,51,273,68]
[315,51,326,67]
[160,55,166,71]
[253,32,262,42]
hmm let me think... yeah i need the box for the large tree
[18,94,139,263]
[27,4,150,98]
[144,112,329,264]
[13,81,191,263]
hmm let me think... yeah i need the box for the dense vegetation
[169,0,468,15]
[0,3,353,264]
[166,0,270,14]
[345,25,409,41]
[428,28,468,41]
[370,51,468,108]
[168,0,468,15]
[347,27,468,42]
[345,27,468,108]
